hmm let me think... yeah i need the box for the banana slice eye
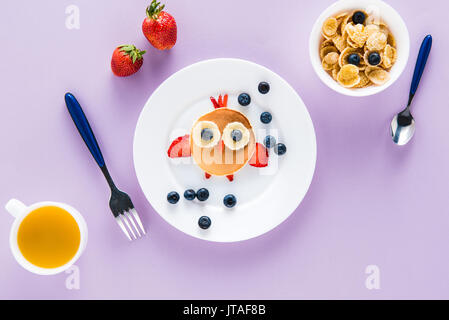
[222,122,250,151]
[192,121,221,148]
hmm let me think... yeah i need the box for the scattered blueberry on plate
[238,93,251,106]
[196,188,210,201]
[167,191,180,204]
[274,143,287,156]
[184,189,196,200]
[258,82,270,94]
[352,11,366,24]
[198,216,211,229]
[223,194,237,208]
[231,129,243,142]
[347,53,361,66]
[264,135,276,149]
[368,52,381,66]
[260,112,272,124]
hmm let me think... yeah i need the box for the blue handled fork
[65,93,146,241]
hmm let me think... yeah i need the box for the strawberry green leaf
[146,0,166,19]
[117,45,146,64]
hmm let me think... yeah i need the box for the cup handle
[5,199,27,218]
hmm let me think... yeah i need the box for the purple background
[0,0,448,299]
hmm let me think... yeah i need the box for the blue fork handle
[410,35,432,97]
[65,93,106,168]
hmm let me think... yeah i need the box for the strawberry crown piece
[210,94,228,109]
[118,45,146,64]
[146,0,165,19]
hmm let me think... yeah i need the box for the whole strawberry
[111,45,146,77]
[142,1,177,50]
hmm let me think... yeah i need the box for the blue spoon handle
[410,35,432,99]
[65,93,105,168]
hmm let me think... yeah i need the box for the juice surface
[17,206,81,269]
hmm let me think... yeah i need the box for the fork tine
[130,208,146,235]
[115,216,132,241]
[120,214,137,240]
[125,211,141,238]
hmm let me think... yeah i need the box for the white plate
[133,58,317,242]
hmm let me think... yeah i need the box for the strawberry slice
[249,143,269,168]
[167,135,191,158]
[210,97,220,109]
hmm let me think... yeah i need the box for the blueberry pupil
[201,128,213,141]
[231,130,242,142]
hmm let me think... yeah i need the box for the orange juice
[17,206,81,269]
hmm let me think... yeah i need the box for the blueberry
[264,135,276,149]
[223,194,237,208]
[167,191,180,204]
[238,93,251,106]
[258,82,270,94]
[201,128,214,141]
[231,129,243,142]
[184,189,196,201]
[198,216,211,229]
[274,143,287,156]
[368,52,381,66]
[347,53,361,66]
[196,188,209,201]
[260,112,272,124]
[352,11,366,25]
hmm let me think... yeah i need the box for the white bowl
[309,0,410,97]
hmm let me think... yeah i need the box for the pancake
[190,108,256,176]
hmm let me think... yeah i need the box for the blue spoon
[391,35,432,145]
